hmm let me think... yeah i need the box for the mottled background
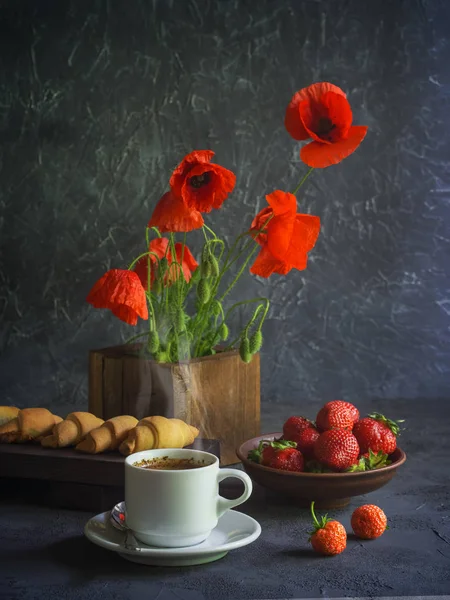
[1,0,449,416]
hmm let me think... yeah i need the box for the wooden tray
[0,438,220,512]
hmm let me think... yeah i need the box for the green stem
[149,226,162,238]
[181,232,187,268]
[202,226,210,243]
[310,501,320,529]
[224,297,269,322]
[203,224,218,239]
[292,167,314,195]
[128,251,152,271]
[124,331,149,345]
[218,243,260,302]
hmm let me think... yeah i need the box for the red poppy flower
[148,191,204,233]
[169,150,236,213]
[285,82,368,168]
[250,190,320,278]
[134,238,198,289]
[86,269,148,326]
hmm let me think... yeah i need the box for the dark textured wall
[1,0,449,414]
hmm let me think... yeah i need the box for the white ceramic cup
[124,448,253,548]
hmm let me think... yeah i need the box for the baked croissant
[0,406,20,427]
[75,415,139,454]
[0,408,62,443]
[119,416,199,456]
[41,412,104,448]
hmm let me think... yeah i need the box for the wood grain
[88,346,261,465]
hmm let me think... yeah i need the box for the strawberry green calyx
[347,449,391,472]
[366,449,391,469]
[369,413,404,436]
[347,457,366,472]
[247,440,266,463]
[308,501,331,538]
[305,460,334,473]
[247,439,296,463]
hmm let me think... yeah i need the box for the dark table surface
[1,398,449,600]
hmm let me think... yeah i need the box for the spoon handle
[124,528,141,552]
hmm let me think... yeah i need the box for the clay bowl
[237,432,407,509]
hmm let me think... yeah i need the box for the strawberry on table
[353,413,403,455]
[309,501,347,555]
[351,504,388,539]
[283,415,313,441]
[316,400,359,432]
[314,429,360,471]
[248,440,305,472]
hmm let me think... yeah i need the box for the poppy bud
[201,260,212,279]
[191,268,201,284]
[249,330,263,354]
[197,279,211,305]
[211,300,222,316]
[239,337,252,363]
[218,323,229,341]
[154,350,168,363]
[209,255,220,278]
[159,257,169,275]
[147,331,160,354]
[153,280,163,295]
[176,310,186,332]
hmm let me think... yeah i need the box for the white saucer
[84,507,261,566]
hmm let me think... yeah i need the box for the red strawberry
[353,413,403,455]
[290,426,320,459]
[316,400,359,432]
[314,429,360,471]
[248,440,304,472]
[283,415,313,441]
[309,501,347,556]
[351,504,388,539]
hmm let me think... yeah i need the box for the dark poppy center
[190,172,212,189]
[316,117,336,141]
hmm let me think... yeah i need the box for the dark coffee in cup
[133,456,207,470]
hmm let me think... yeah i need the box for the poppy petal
[285,82,346,141]
[181,163,235,213]
[174,243,199,282]
[321,92,353,138]
[134,256,153,290]
[212,165,236,209]
[169,150,215,197]
[300,125,368,168]
[181,150,215,165]
[250,246,291,278]
[287,214,321,271]
[250,207,273,245]
[87,269,148,326]
[285,101,309,141]
[297,82,346,104]
[266,190,297,216]
[110,304,139,326]
[150,237,170,259]
[299,92,353,144]
[148,191,204,233]
[267,212,296,260]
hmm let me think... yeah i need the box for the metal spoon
[110,502,142,552]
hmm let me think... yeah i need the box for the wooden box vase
[88,345,260,465]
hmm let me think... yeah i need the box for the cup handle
[216,469,253,518]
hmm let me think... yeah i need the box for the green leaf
[368,413,404,436]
